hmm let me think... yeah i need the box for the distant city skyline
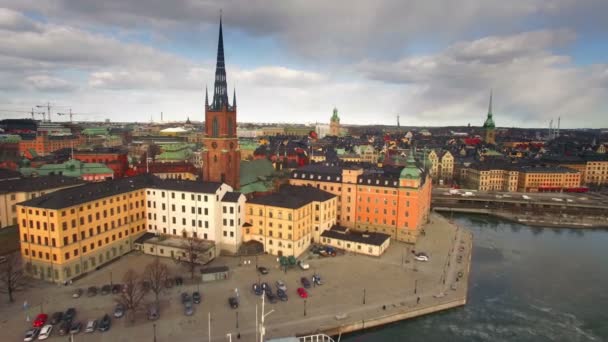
[0,1,607,128]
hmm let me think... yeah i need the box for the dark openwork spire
[205,85,209,107]
[211,14,229,110]
[233,88,237,108]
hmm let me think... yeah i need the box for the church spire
[233,87,237,108]
[205,85,209,108]
[211,13,229,110]
[488,89,493,117]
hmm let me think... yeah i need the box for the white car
[37,325,52,340]
[414,253,429,262]
[85,319,97,333]
[23,328,40,342]
[276,280,287,292]
[298,261,310,270]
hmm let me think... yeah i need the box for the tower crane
[57,109,89,122]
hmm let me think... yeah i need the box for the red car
[33,313,48,328]
[297,287,308,298]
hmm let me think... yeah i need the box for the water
[344,214,608,342]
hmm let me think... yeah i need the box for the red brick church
[202,17,240,189]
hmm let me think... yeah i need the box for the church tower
[202,16,240,189]
[483,91,496,145]
[329,107,340,136]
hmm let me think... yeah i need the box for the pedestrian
[417,297,420,304]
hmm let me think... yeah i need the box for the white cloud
[25,74,75,92]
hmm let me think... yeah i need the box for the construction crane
[36,102,70,122]
[57,109,90,122]
[0,108,45,120]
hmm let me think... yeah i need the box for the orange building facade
[19,133,81,157]
[289,156,431,243]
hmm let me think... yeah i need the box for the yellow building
[464,164,518,192]
[17,178,148,283]
[426,150,454,184]
[243,185,337,257]
[517,166,581,192]
[585,158,608,186]
[1,176,84,229]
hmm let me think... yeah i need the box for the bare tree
[143,258,169,304]
[0,252,27,303]
[181,231,206,280]
[116,269,148,322]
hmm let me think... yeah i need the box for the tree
[181,231,206,280]
[0,252,27,303]
[143,258,169,304]
[116,269,148,322]
[147,144,161,162]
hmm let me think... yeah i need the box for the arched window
[212,117,219,137]
[227,118,233,136]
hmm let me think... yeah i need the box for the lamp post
[414,279,418,294]
[363,288,366,305]
[236,310,239,329]
[153,323,157,342]
[304,299,307,316]
[110,271,113,287]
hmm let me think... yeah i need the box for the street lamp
[363,288,366,305]
[304,299,307,316]
[153,323,157,342]
[236,310,239,329]
[414,279,418,294]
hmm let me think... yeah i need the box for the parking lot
[0,213,470,341]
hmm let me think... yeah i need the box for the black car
[101,284,112,295]
[111,284,122,294]
[181,292,191,304]
[98,314,111,332]
[50,311,64,325]
[252,283,263,296]
[228,297,239,309]
[64,308,76,321]
[192,291,201,304]
[87,286,98,297]
[257,266,269,275]
[69,321,82,334]
[277,289,288,301]
[266,291,277,304]
[300,277,311,289]
[58,320,71,336]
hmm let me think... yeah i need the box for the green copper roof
[240,159,275,187]
[21,159,113,178]
[331,107,340,122]
[400,152,421,179]
[82,127,109,136]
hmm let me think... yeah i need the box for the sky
[0,0,607,128]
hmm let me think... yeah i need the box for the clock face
[212,142,218,149]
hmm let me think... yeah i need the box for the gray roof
[321,226,390,247]
[221,191,243,203]
[18,174,223,209]
[248,185,335,209]
[0,175,84,194]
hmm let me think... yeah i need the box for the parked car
[101,284,112,295]
[58,320,71,336]
[64,308,76,321]
[33,313,48,328]
[37,325,53,340]
[300,277,311,289]
[111,284,122,294]
[50,311,63,325]
[72,288,83,298]
[312,274,323,286]
[23,327,40,342]
[298,261,310,270]
[297,287,308,298]
[277,289,288,301]
[192,291,201,304]
[257,266,269,275]
[184,302,194,316]
[228,297,239,309]
[261,282,271,293]
[113,304,125,318]
[181,292,192,305]
[86,286,98,297]
[147,304,159,321]
[266,291,277,304]
[276,280,287,292]
[69,321,82,334]
[98,314,111,332]
[252,283,263,296]
[175,276,184,286]
[84,319,97,333]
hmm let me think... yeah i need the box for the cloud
[357,30,608,127]
[25,74,76,92]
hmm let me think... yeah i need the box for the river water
[344,214,608,342]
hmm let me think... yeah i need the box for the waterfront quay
[0,213,470,341]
